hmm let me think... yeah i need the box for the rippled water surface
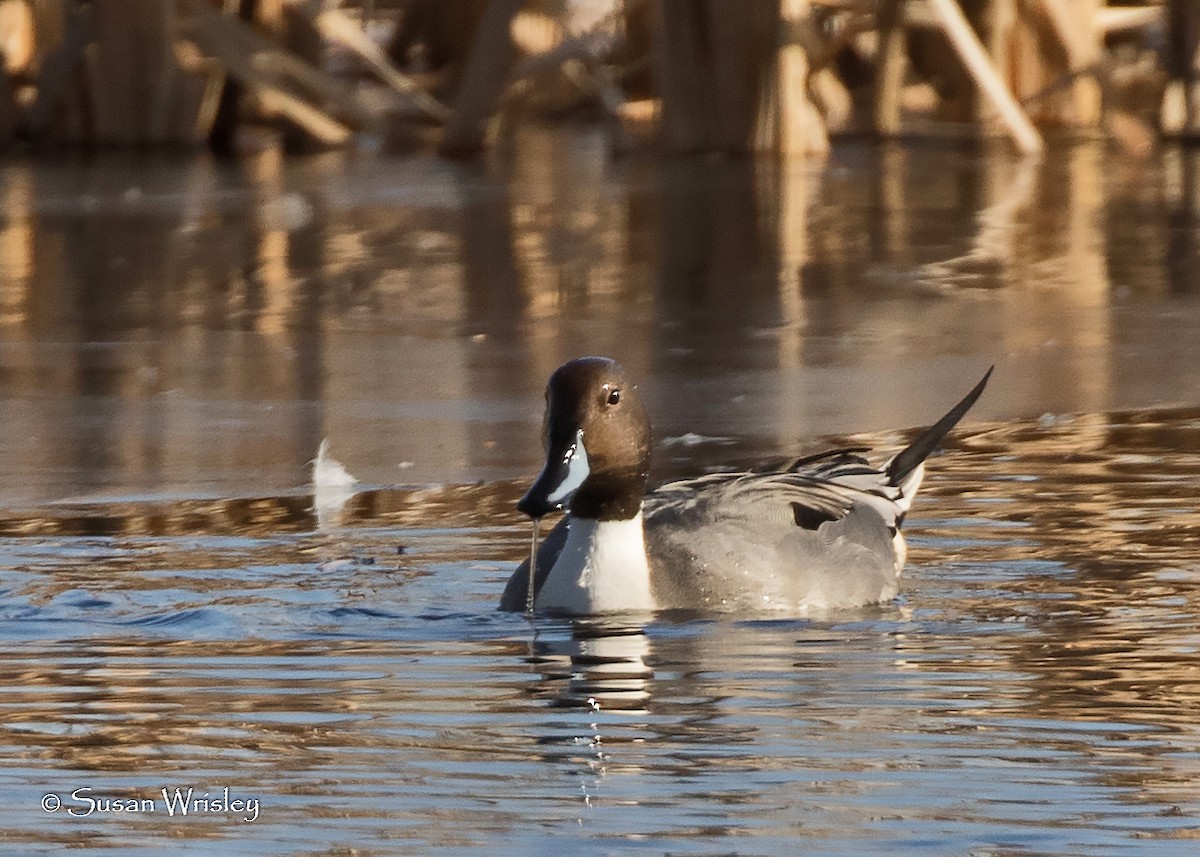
[2,413,1200,856]
[2,133,1200,854]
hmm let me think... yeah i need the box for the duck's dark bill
[517,429,590,519]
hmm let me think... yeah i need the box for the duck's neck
[535,508,654,615]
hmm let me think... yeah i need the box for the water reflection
[2,135,1200,506]
[528,621,653,712]
[904,408,1200,825]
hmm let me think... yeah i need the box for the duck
[500,357,991,616]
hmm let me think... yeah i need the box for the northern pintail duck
[500,357,991,615]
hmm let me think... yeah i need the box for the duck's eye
[606,388,621,406]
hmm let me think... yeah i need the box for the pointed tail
[885,366,993,506]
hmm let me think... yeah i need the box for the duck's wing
[666,364,995,532]
[643,462,903,611]
[646,448,903,532]
[498,516,570,612]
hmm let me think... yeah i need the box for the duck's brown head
[517,357,651,522]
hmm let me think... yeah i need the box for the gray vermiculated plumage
[639,453,905,611]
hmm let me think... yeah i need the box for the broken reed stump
[653,0,781,155]
[438,0,523,157]
[90,0,192,145]
[872,0,907,138]
[966,0,1101,131]
[1164,0,1200,137]
[777,0,828,155]
[21,0,213,145]
[931,0,1043,153]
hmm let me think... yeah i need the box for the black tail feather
[886,366,993,487]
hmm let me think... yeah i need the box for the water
[1,132,1200,854]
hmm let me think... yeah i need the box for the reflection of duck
[502,357,990,615]
[528,621,652,713]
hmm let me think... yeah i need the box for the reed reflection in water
[0,407,1198,853]
[1,134,1200,508]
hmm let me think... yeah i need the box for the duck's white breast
[535,511,655,614]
